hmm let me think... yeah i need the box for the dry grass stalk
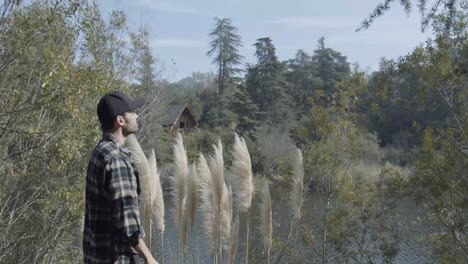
[148,148,166,263]
[291,148,304,220]
[209,139,225,209]
[148,149,165,233]
[186,163,198,233]
[196,153,217,256]
[288,147,304,240]
[208,139,225,262]
[229,215,240,264]
[173,132,188,259]
[228,133,255,264]
[229,133,254,213]
[125,134,153,246]
[260,178,272,263]
[220,183,233,252]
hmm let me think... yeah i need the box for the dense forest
[0,0,466,263]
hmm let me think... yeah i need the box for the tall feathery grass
[164,134,306,263]
[208,139,226,263]
[229,215,240,264]
[289,147,304,239]
[125,135,153,247]
[196,153,217,258]
[185,163,198,263]
[173,132,188,262]
[148,149,165,263]
[220,183,233,260]
[259,178,272,264]
[229,133,254,264]
[229,134,254,212]
[186,163,198,233]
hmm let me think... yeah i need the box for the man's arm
[134,239,158,264]
[105,158,158,263]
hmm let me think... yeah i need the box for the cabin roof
[162,104,197,126]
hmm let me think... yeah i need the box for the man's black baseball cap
[97,91,144,128]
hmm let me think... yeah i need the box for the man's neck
[110,129,126,145]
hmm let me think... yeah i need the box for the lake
[150,184,434,264]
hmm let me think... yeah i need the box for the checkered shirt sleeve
[105,156,142,247]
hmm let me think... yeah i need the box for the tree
[0,1,148,262]
[311,37,351,103]
[130,26,165,144]
[245,37,292,124]
[285,49,320,114]
[207,17,243,96]
[229,84,262,135]
[358,8,468,261]
[359,0,467,32]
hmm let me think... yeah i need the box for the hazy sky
[99,0,432,82]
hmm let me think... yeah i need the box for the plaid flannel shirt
[83,133,144,264]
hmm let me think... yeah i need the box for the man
[83,91,158,264]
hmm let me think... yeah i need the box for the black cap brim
[129,97,145,111]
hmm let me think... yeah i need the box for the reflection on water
[150,185,434,264]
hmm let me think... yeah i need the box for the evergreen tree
[206,17,243,96]
[133,26,156,99]
[359,0,466,32]
[285,49,320,114]
[311,37,351,103]
[229,84,262,134]
[245,37,292,124]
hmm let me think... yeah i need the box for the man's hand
[143,256,158,264]
[134,239,159,264]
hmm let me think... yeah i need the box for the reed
[186,163,198,233]
[228,133,254,264]
[229,133,254,212]
[289,148,304,239]
[220,183,233,252]
[148,149,165,264]
[148,149,165,232]
[209,139,225,210]
[196,153,217,259]
[208,140,225,263]
[259,178,272,264]
[125,134,153,247]
[173,132,188,262]
[229,215,240,264]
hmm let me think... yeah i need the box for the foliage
[1,0,467,263]
[207,17,243,96]
[245,37,293,124]
[358,0,467,32]
[0,0,148,262]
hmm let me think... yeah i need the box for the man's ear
[115,115,125,127]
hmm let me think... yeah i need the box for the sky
[99,0,432,82]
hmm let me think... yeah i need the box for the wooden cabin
[162,104,198,134]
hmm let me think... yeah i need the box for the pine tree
[207,17,243,96]
[285,49,320,114]
[311,37,351,104]
[245,37,292,124]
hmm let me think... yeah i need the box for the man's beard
[122,125,138,136]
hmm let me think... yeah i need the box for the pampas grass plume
[209,139,225,209]
[196,153,217,255]
[125,134,152,245]
[260,178,272,257]
[229,215,240,264]
[148,149,165,232]
[220,183,233,251]
[174,132,188,224]
[230,133,254,213]
[173,132,188,256]
[291,148,304,220]
[186,163,198,233]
